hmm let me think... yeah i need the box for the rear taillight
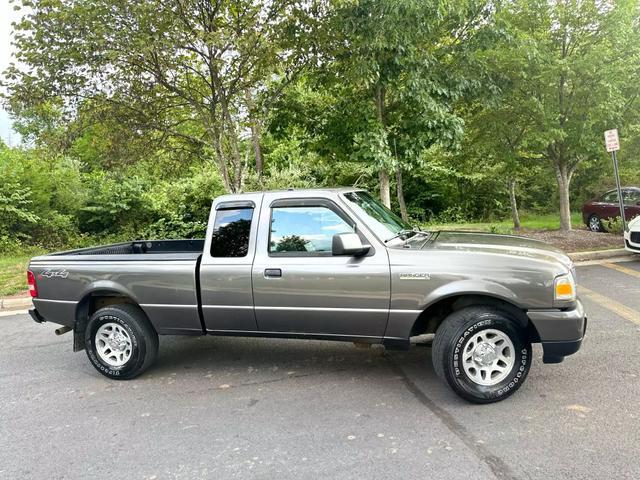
[27,270,38,298]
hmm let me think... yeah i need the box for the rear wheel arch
[73,290,138,352]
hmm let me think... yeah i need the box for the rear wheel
[432,306,531,403]
[588,214,603,232]
[84,304,158,380]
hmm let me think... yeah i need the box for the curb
[0,295,32,311]
[569,248,635,262]
[0,309,29,317]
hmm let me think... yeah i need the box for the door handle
[264,268,282,278]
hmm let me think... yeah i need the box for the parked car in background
[582,187,640,232]
[625,215,640,253]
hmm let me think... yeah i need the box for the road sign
[604,129,620,152]
[605,128,626,232]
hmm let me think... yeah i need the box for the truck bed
[29,239,205,334]
[36,239,204,260]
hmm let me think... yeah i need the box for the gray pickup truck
[27,188,586,403]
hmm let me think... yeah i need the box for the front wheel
[85,304,159,380]
[432,306,531,403]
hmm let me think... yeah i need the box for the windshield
[343,191,412,241]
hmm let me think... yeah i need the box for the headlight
[554,273,576,301]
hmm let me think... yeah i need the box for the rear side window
[210,208,253,257]
[602,191,618,203]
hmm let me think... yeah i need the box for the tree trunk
[555,164,573,231]
[379,169,391,208]
[375,83,390,207]
[245,88,264,178]
[396,168,408,221]
[508,177,521,231]
[220,98,243,193]
[211,125,232,193]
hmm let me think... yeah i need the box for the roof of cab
[223,187,364,196]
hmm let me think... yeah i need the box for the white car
[625,215,640,253]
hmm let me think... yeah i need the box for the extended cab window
[269,206,354,255]
[210,207,253,257]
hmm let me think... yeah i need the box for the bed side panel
[29,258,201,335]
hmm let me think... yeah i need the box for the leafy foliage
[602,217,624,235]
[272,235,309,252]
[1,0,640,251]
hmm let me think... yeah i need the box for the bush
[244,163,317,192]
[0,182,40,237]
[0,146,86,248]
[78,172,153,234]
[142,163,226,239]
[0,235,26,255]
[602,216,624,235]
[430,205,472,224]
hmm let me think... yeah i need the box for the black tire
[432,306,531,404]
[84,304,159,380]
[588,214,603,232]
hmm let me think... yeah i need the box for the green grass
[424,212,583,234]
[0,249,45,297]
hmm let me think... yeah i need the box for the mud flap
[73,328,85,352]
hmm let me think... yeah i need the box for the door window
[601,191,618,203]
[269,206,354,255]
[210,208,253,257]
[623,190,640,206]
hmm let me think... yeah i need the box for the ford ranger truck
[26,188,586,403]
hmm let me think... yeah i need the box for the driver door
[251,194,390,338]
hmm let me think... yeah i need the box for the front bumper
[624,236,640,253]
[528,300,587,364]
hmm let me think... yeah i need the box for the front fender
[419,279,522,311]
[384,279,526,340]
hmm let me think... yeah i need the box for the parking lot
[1,258,639,480]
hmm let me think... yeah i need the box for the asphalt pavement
[1,258,640,480]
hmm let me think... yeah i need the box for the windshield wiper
[384,229,430,243]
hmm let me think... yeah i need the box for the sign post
[604,129,626,232]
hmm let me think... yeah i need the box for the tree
[272,235,309,252]
[488,0,640,231]
[4,0,325,192]
[460,85,545,230]
[314,0,495,216]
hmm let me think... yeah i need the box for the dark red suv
[582,187,640,231]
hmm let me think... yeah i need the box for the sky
[0,1,23,146]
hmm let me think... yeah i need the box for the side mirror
[332,233,370,256]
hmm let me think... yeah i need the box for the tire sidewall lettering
[453,318,530,398]
[88,313,139,377]
[453,318,492,377]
